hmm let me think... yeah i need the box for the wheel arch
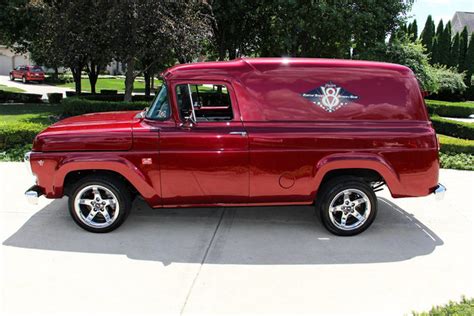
[311,153,403,199]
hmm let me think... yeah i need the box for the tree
[408,20,418,41]
[431,37,440,64]
[459,27,469,72]
[450,33,460,68]
[420,15,435,54]
[438,21,452,65]
[465,33,474,87]
[109,0,211,101]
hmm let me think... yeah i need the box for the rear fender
[311,153,402,199]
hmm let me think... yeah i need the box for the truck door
[159,81,249,205]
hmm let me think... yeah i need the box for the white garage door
[0,55,13,76]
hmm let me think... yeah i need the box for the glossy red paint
[29,58,440,208]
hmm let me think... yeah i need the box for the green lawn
[0,84,25,93]
[55,77,162,93]
[0,104,63,125]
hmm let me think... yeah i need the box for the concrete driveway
[0,162,472,315]
[0,75,72,99]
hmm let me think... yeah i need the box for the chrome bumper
[24,151,32,175]
[25,185,43,205]
[433,183,446,200]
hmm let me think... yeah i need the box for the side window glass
[145,84,171,120]
[175,83,233,122]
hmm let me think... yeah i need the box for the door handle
[229,131,247,136]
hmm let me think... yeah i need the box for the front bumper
[433,183,446,200]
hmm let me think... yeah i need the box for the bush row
[0,122,44,151]
[62,97,149,116]
[65,91,155,102]
[425,99,474,118]
[0,90,42,103]
[439,135,474,154]
[431,116,474,140]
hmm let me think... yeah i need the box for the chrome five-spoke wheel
[68,175,132,233]
[318,177,377,236]
[328,189,371,231]
[74,185,120,229]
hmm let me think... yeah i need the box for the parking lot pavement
[0,162,473,315]
[0,75,72,99]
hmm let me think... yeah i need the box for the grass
[439,134,474,154]
[0,84,25,93]
[54,77,162,93]
[0,103,63,125]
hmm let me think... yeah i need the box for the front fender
[30,152,161,206]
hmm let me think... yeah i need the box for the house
[451,11,474,35]
[0,45,31,75]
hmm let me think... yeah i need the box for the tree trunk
[87,62,100,95]
[144,70,151,97]
[53,67,59,80]
[150,71,155,91]
[71,65,82,95]
[124,58,135,102]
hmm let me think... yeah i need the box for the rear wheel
[317,177,377,236]
[68,175,132,233]
[9,74,14,81]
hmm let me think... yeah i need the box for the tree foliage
[420,15,435,54]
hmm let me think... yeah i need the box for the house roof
[451,11,474,35]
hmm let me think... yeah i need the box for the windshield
[145,84,170,120]
[30,67,43,73]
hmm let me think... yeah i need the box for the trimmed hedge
[439,134,474,154]
[426,99,474,118]
[65,92,155,102]
[47,93,63,104]
[431,116,474,140]
[62,97,149,116]
[0,122,44,151]
[413,297,474,315]
[0,90,43,103]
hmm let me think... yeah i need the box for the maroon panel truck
[24,58,446,235]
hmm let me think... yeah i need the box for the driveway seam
[179,208,226,316]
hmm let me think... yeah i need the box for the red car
[9,65,45,83]
[24,58,445,235]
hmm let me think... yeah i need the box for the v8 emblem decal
[301,82,359,112]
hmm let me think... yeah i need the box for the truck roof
[163,57,413,80]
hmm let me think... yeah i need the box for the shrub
[62,97,149,116]
[47,93,63,104]
[439,134,474,154]
[427,65,467,101]
[0,90,43,103]
[425,99,474,117]
[0,122,44,151]
[413,297,474,315]
[100,89,118,95]
[431,116,474,140]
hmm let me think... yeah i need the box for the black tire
[9,74,14,81]
[68,175,132,233]
[22,76,27,84]
[317,177,377,236]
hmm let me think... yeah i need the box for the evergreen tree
[465,33,474,87]
[459,26,469,71]
[439,21,452,65]
[436,20,444,38]
[431,37,440,64]
[450,33,460,68]
[410,20,418,41]
[421,15,435,53]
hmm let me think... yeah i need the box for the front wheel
[22,76,27,84]
[9,74,14,81]
[317,177,377,236]
[68,175,132,233]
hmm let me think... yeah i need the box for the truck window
[175,83,233,122]
[146,84,170,120]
